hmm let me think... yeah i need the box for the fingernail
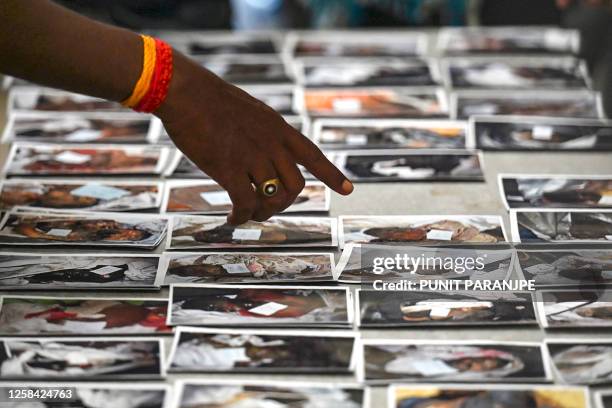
[341,179,354,195]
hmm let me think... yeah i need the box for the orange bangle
[122,35,156,108]
[134,39,173,113]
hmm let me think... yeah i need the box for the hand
[156,53,353,225]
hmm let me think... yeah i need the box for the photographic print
[517,248,612,287]
[335,243,514,283]
[157,252,334,285]
[547,340,612,385]
[0,383,170,408]
[388,384,589,408]
[8,88,125,113]
[536,290,612,329]
[162,180,328,214]
[0,337,164,379]
[312,119,467,149]
[286,31,428,58]
[163,152,209,178]
[358,290,537,327]
[1,112,158,144]
[0,179,162,212]
[167,327,356,374]
[470,116,612,150]
[0,211,167,248]
[200,56,292,84]
[329,150,483,182]
[596,390,612,408]
[173,380,366,408]
[363,340,549,384]
[443,57,589,89]
[3,143,171,176]
[0,253,160,290]
[339,215,507,247]
[510,209,612,243]
[167,215,337,249]
[438,27,580,55]
[168,284,352,327]
[242,84,299,115]
[296,59,439,88]
[452,90,603,119]
[0,296,171,335]
[298,87,448,118]
[500,175,612,209]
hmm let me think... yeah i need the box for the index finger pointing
[284,127,353,196]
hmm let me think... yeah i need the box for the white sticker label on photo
[65,129,102,142]
[232,228,262,241]
[248,301,288,316]
[346,134,368,145]
[599,195,612,206]
[506,195,525,202]
[532,126,553,141]
[429,307,451,318]
[200,191,232,206]
[223,263,251,274]
[412,360,458,377]
[91,265,123,276]
[47,228,72,237]
[333,98,362,114]
[71,184,130,200]
[426,229,453,241]
[606,235,612,241]
[55,151,92,164]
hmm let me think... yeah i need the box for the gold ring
[259,178,281,197]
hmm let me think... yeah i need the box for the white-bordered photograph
[470,116,612,150]
[451,90,604,120]
[284,30,429,59]
[0,210,167,248]
[339,215,507,247]
[0,382,172,408]
[387,383,589,408]
[334,243,515,283]
[294,58,440,88]
[162,180,329,214]
[329,149,484,182]
[8,87,126,114]
[0,179,163,212]
[297,87,448,118]
[156,251,334,285]
[509,208,612,243]
[442,57,590,90]
[167,327,357,374]
[546,339,612,385]
[362,339,551,384]
[167,215,337,249]
[0,336,165,380]
[311,119,467,150]
[499,174,612,210]
[241,83,300,116]
[0,252,161,290]
[357,289,537,327]
[536,289,612,329]
[2,142,172,176]
[437,26,581,55]
[168,284,353,327]
[171,379,367,408]
[516,247,612,288]
[0,295,172,335]
[198,55,293,85]
[1,111,159,144]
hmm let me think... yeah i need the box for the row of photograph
[4,86,607,122]
[4,112,612,152]
[0,380,605,408]
[0,245,610,289]
[2,330,612,387]
[0,287,608,333]
[1,211,612,248]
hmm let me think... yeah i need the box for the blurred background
[55,0,612,116]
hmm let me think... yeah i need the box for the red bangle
[134,38,173,113]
